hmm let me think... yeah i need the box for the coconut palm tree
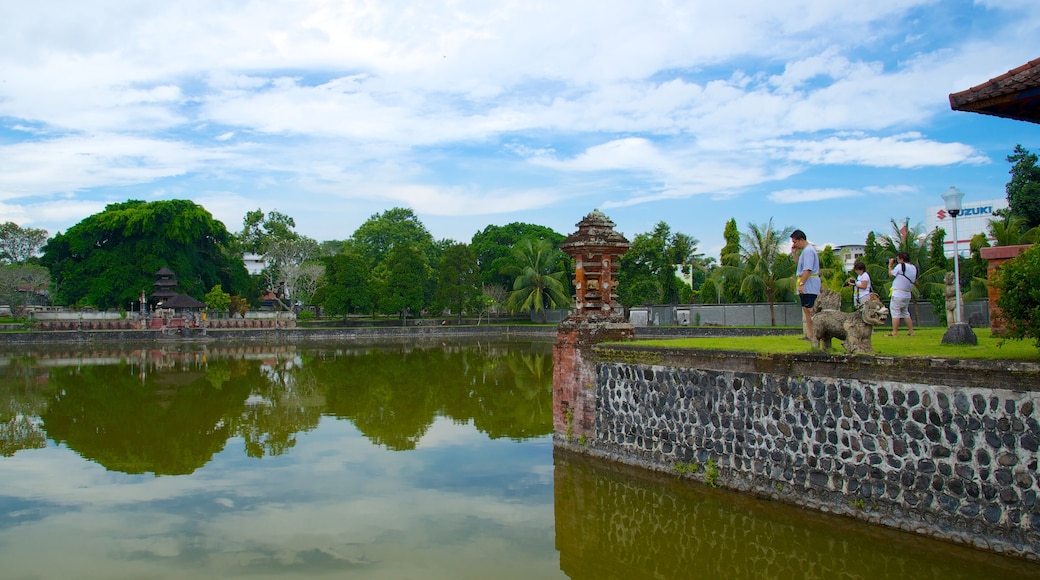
[503,238,570,323]
[988,214,1040,246]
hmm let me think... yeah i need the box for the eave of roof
[949,57,1040,124]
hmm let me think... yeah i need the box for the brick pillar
[553,319,634,441]
[979,244,1031,335]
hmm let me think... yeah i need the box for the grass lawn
[628,327,1040,361]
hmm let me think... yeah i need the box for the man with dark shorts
[791,229,819,341]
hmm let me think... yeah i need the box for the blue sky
[1,1,1037,259]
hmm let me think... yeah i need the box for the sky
[1,1,1038,260]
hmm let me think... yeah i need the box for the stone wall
[555,344,1040,561]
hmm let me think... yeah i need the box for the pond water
[1,338,1037,579]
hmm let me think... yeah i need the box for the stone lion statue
[810,287,889,354]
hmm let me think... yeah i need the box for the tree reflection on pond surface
[0,339,1037,579]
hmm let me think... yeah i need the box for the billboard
[924,198,1007,256]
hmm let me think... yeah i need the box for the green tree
[0,222,49,265]
[863,230,883,269]
[432,243,481,322]
[993,244,1040,349]
[315,250,373,317]
[40,200,249,309]
[987,213,1040,246]
[718,218,744,302]
[349,207,437,270]
[729,219,795,326]
[617,222,703,307]
[928,229,949,273]
[237,209,297,255]
[1006,144,1040,228]
[204,284,232,312]
[966,233,991,301]
[817,244,845,293]
[382,244,430,318]
[470,223,564,288]
[504,238,570,322]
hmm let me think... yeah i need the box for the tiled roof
[949,58,1040,124]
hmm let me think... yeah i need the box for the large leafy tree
[432,243,481,322]
[617,222,703,307]
[470,222,564,288]
[504,238,570,322]
[315,250,373,316]
[40,200,249,309]
[0,222,49,265]
[349,207,438,270]
[381,244,431,317]
[1006,144,1040,228]
[236,209,297,255]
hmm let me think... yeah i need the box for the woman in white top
[851,261,871,307]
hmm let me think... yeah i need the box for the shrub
[993,244,1040,348]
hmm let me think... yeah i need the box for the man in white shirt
[888,251,917,336]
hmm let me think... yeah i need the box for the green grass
[628,327,1040,361]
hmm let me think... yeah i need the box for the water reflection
[1,340,1037,578]
[554,449,1040,580]
[0,340,554,472]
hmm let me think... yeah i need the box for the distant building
[243,253,268,275]
[924,197,1007,256]
[832,244,866,272]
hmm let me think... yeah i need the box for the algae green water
[0,339,1035,579]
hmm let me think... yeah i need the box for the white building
[924,197,1008,256]
[832,244,866,272]
[243,253,268,275]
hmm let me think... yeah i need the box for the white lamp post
[941,186,964,324]
[941,186,977,345]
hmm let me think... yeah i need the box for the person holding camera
[888,252,917,336]
[849,261,871,308]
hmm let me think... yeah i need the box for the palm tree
[503,238,570,322]
[716,219,795,326]
[988,214,1040,246]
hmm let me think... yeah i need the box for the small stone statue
[944,271,957,326]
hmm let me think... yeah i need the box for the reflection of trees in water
[313,340,554,450]
[0,340,554,470]
[40,361,251,475]
[236,353,323,458]
[0,357,53,456]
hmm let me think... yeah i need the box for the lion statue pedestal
[810,288,889,354]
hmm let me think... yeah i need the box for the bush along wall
[565,358,1040,561]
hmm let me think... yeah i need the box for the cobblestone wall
[582,361,1040,560]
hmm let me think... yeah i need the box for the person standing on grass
[851,261,871,308]
[888,251,917,336]
[791,229,819,341]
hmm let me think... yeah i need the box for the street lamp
[941,186,964,324]
[941,186,977,345]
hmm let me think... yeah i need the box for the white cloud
[768,188,862,204]
[0,0,1032,249]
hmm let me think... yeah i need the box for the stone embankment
[554,341,1040,562]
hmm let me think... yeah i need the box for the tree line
[1,145,1038,345]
